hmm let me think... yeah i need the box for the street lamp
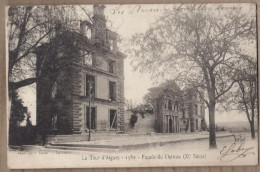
[88,79,94,141]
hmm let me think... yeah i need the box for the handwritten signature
[217,135,254,162]
[109,4,242,15]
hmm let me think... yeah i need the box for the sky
[17,4,256,125]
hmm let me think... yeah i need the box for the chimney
[93,4,105,18]
[92,5,107,45]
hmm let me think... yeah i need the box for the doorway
[110,110,117,129]
[169,118,173,133]
[196,119,198,130]
[86,107,96,129]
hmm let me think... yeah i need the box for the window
[110,110,117,129]
[80,21,91,40]
[86,28,91,39]
[108,38,117,51]
[109,39,113,50]
[86,74,95,98]
[195,104,198,116]
[200,105,203,115]
[199,94,203,102]
[174,101,178,111]
[83,52,92,66]
[109,81,116,101]
[168,101,172,110]
[108,60,115,74]
[86,107,96,129]
[51,82,57,99]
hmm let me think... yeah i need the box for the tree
[129,93,154,118]
[129,113,138,127]
[26,112,33,127]
[129,5,256,148]
[8,6,81,140]
[24,112,36,144]
[9,91,28,127]
[8,6,79,96]
[232,56,257,139]
[9,91,28,145]
[143,92,154,113]
[237,75,257,139]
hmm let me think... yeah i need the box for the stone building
[35,5,126,135]
[150,81,205,133]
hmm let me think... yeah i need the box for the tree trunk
[250,98,255,139]
[208,102,217,149]
[250,120,255,139]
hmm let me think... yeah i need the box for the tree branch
[10,27,54,69]
[9,77,37,90]
[215,80,236,100]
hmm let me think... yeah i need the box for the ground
[8,132,258,169]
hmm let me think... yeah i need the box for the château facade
[35,5,126,135]
[150,81,205,133]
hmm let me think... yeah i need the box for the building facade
[151,81,205,133]
[35,5,126,135]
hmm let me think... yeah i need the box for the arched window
[168,101,172,110]
[174,101,178,111]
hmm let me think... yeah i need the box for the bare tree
[129,5,256,149]
[8,6,79,96]
[230,56,257,139]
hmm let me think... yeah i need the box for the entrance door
[169,118,173,133]
[110,110,117,129]
[86,107,96,129]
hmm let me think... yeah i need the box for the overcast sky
[18,4,256,125]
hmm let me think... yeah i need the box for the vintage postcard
[6,3,258,169]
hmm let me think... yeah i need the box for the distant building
[150,81,205,133]
[35,5,126,135]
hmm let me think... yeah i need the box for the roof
[34,30,126,59]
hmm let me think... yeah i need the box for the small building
[35,5,126,135]
[150,81,205,133]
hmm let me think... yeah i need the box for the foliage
[8,6,80,144]
[8,6,79,93]
[9,91,28,145]
[9,91,28,127]
[126,92,154,118]
[143,92,154,113]
[26,112,33,127]
[9,92,36,146]
[130,113,138,127]
[225,56,257,139]
[129,4,256,148]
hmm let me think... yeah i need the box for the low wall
[46,131,120,143]
[45,131,159,144]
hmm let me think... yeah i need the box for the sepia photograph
[6,3,258,169]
